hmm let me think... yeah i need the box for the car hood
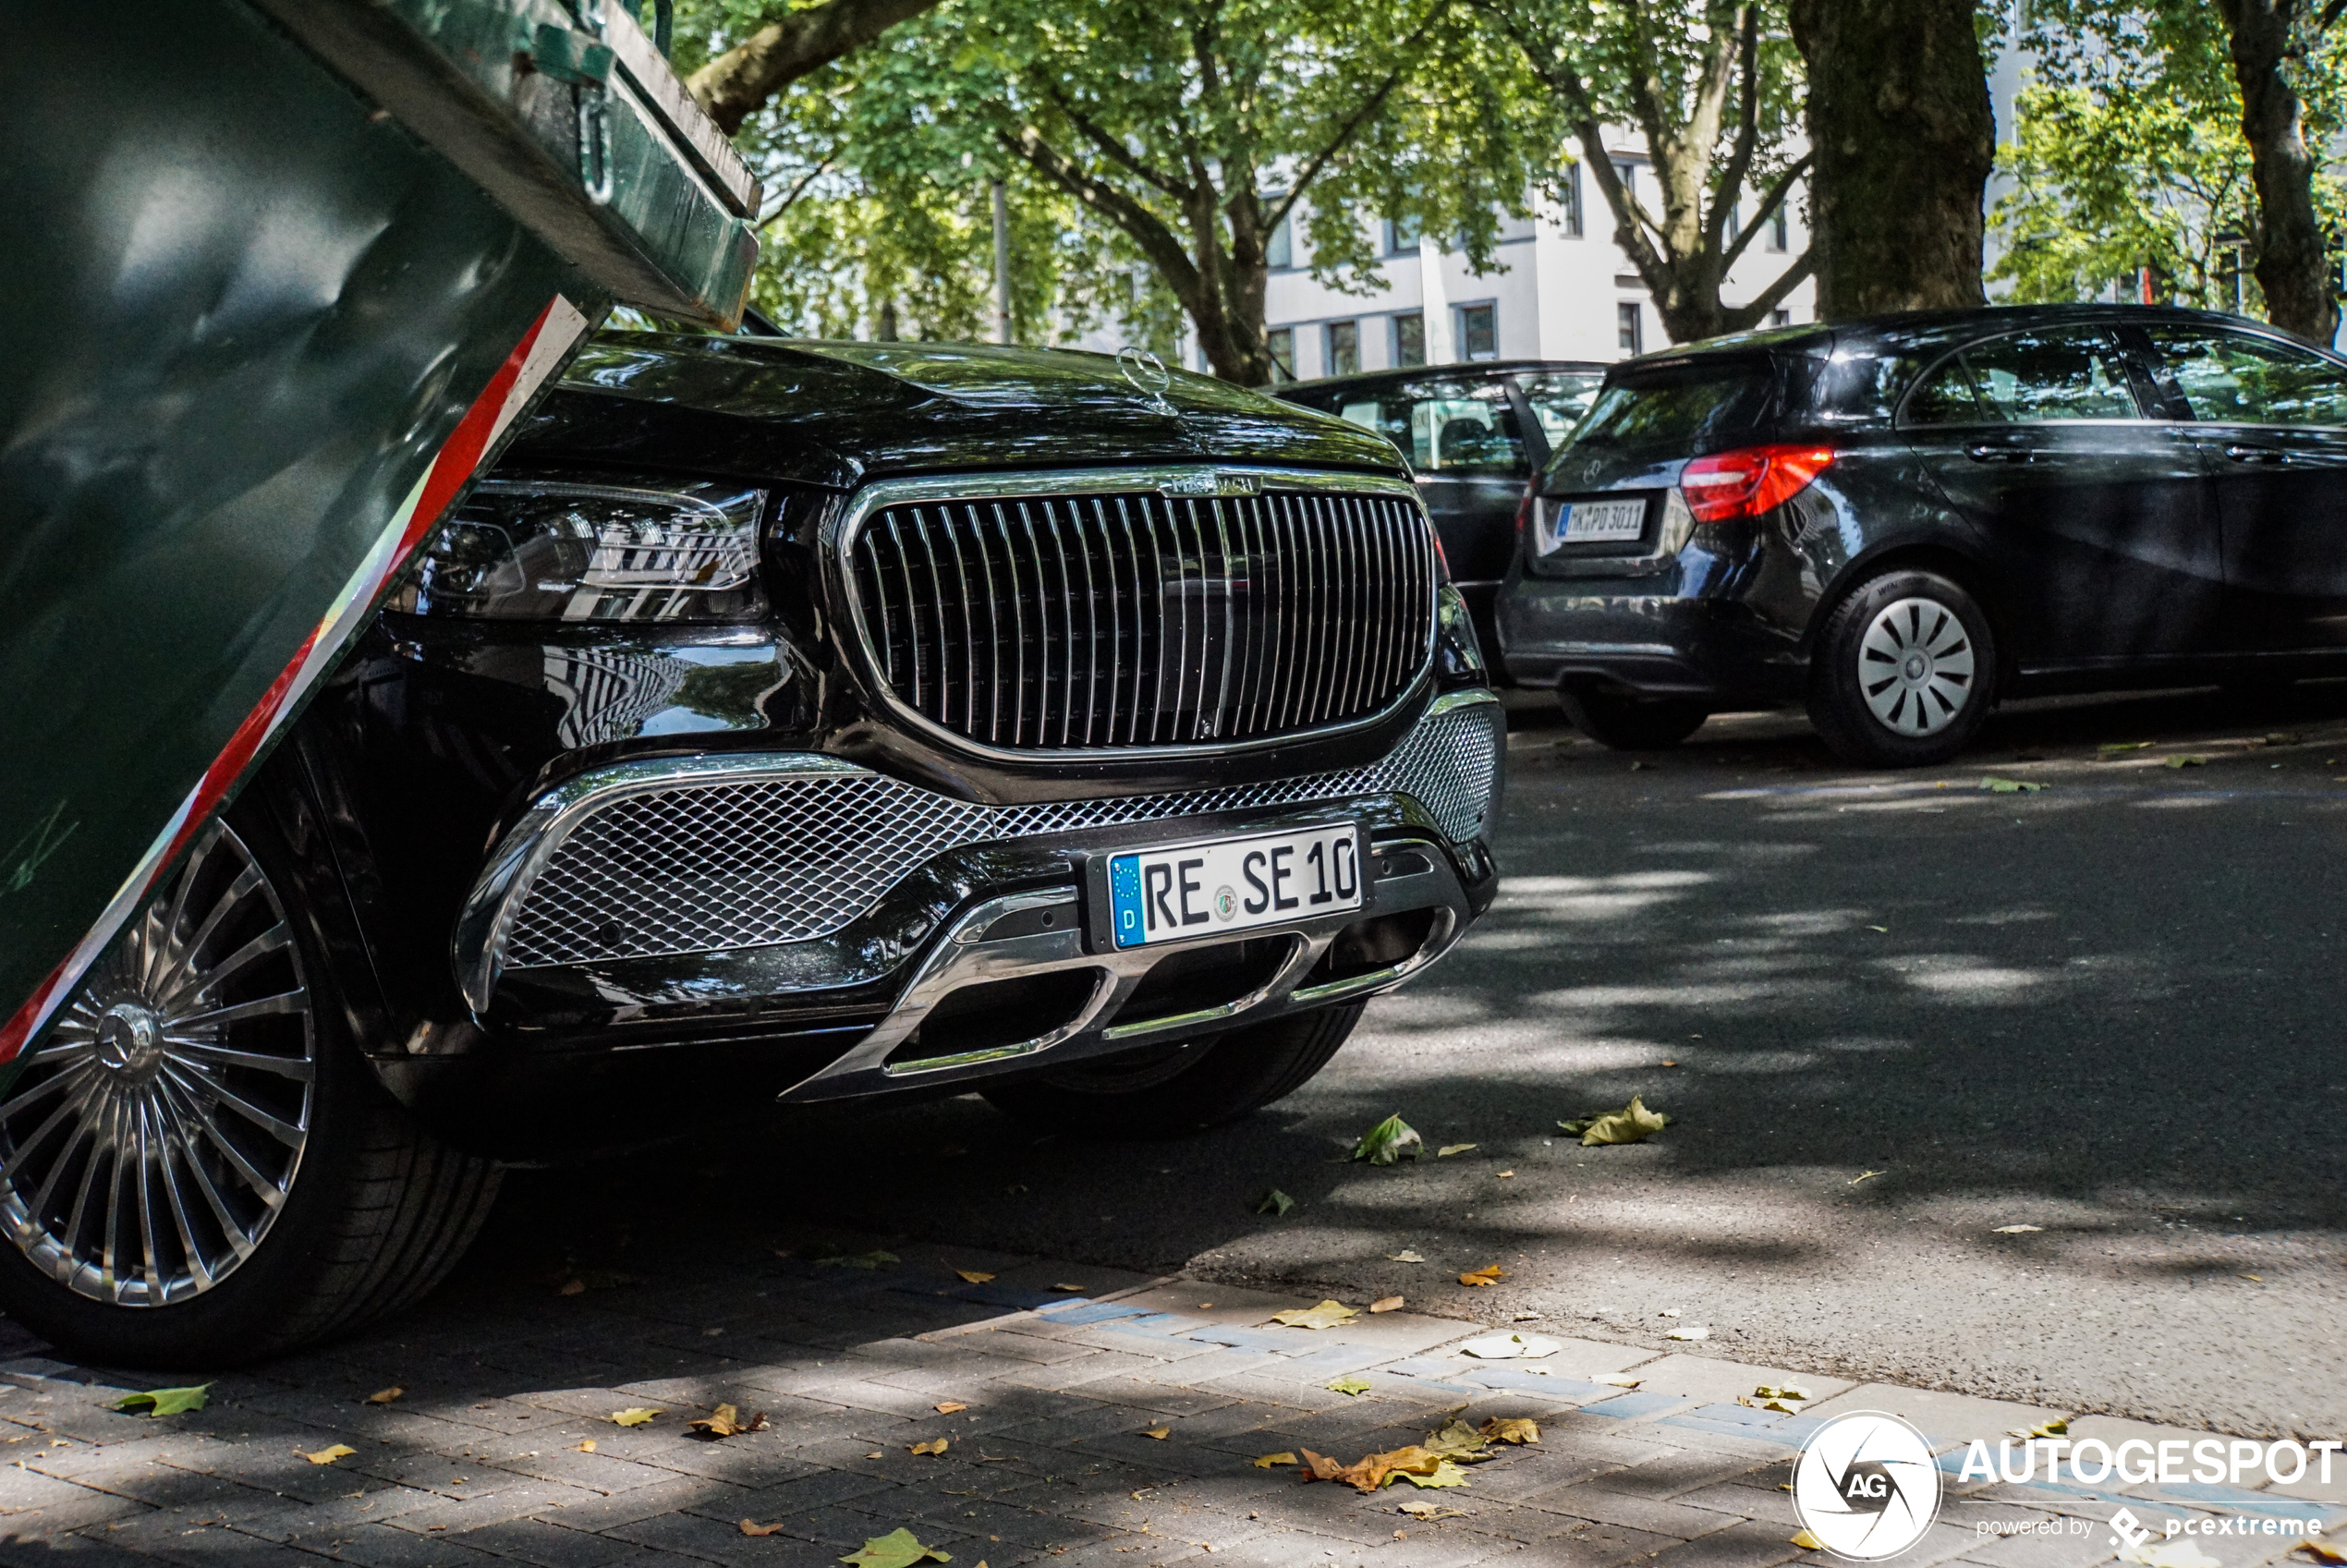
[502,333,1405,489]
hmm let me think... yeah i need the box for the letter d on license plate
[1107,823,1364,949]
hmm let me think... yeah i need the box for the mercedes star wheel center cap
[94,1002,164,1078]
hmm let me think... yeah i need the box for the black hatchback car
[1277,360,1606,667]
[1499,304,2347,764]
[0,336,1502,1367]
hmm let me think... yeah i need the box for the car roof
[1618,303,2311,375]
[1275,359,1610,399]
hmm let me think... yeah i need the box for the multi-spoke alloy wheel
[0,822,314,1307]
[1857,595,1976,736]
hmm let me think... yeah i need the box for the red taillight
[1678,444,1836,524]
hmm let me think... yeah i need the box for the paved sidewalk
[0,1241,2337,1568]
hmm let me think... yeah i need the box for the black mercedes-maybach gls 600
[0,335,1502,1365]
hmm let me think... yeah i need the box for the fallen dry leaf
[1979,775,2045,794]
[813,1248,899,1270]
[840,1527,954,1567]
[112,1384,213,1417]
[1991,1223,2044,1234]
[609,1408,661,1428]
[1481,1418,1539,1445]
[1398,1499,1469,1519]
[1849,1171,1885,1186]
[1141,1426,1170,1440]
[1437,1143,1478,1158]
[2292,1545,2347,1565]
[1793,1529,1825,1550]
[1050,1282,1086,1292]
[1400,1458,1471,1489]
[689,1404,770,1439]
[1424,1417,1493,1462]
[1387,1249,1426,1263]
[954,1269,995,1284]
[1326,1376,1372,1396]
[1667,1325,1709,1341]
[740,1519,788,1537]
[1351,1113,1424,1165]
[1255,1189,1295,1217]
[577,1440,597,1453]
[909,1438,949,1456]
[1254,1452,1298,1468]
[556,1278,586,1296]
[2164,756,2208,770]
[299,1444,357,1465]
[1460,1331,1559,1360]
[934,1402,968,1415]
[1559,1096,1671,1147]
[1268,1299,1358,1330]
[1457,1264,1506,1287]
[2124,1542,2220,1568]
[1591,1373,1644,1388]
[1300,1443,1452,1493]
[1755,1384,1813,1402]
[364,1386,404,1405]
[1369,1295,1405,1313]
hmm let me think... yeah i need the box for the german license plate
[1551,496,1648,548]
[1107,822,1364,950]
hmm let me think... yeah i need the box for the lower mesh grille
[503,699,1501,968]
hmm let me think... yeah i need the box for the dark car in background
[1497,305,2347,765]
[1278,360,1606,669]
[0,337,1503,1367]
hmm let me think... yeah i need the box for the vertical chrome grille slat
[848,478,1438,753]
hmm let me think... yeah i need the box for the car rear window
[1566,359,1776,457]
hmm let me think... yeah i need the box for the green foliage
[673,0,1553,376]
[1990,2,2347,311]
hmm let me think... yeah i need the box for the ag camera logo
[1793,1412,1944,1560]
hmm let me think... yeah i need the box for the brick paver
[0,1247,2337,1568]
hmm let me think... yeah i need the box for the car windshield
[1564,359,1775,457]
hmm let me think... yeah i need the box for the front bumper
[409,691,1502,1138]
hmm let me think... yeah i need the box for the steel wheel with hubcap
[1857,596,1977,737]
[1807,568,1998,767]
[0,796,504,1367]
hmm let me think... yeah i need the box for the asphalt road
[485,681,2347,1444]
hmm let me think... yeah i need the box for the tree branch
[1040,84,1196,201]
[687,0,943,137]
[997,126,1207,310]
[1709,6,1764,252]
[759,159,834,225]
[1720,248,1818,331]
[1722,151,1812,266]
[1265,1,1452,234]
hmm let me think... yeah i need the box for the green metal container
[0,0,760,1060]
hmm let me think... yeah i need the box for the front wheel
[0,805,501,1367]
[1806,568,1998,767]
[983,1003,1365,1138]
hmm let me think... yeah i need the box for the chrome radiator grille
[847,484,1437,751]
[504,697,1502,968]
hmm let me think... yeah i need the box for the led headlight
[389,480,768,622]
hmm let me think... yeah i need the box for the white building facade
[1180,147,1818,381]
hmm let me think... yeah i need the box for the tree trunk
[2211,0,2340,344]
[1790,0,1993,319]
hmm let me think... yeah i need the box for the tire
[1559,686,1709,750]
[982,1003,1365,1139]
[1806,568,1998,767]
[0,801,502,1368]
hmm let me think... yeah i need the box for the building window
[1325,319,1360,377]
[1265,326,1295,382]
[1456,302,1498,361]
[1392,311,1426,368]
[1617,302,1643,355]
[1770,309,1792,328]
[1769,205,1789,252]
[1724,201,1742,239]
[1612,161,1636,201]
[1265,209,1293,270]
[1385,214,1422,255]
[1561,163,1584,238]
